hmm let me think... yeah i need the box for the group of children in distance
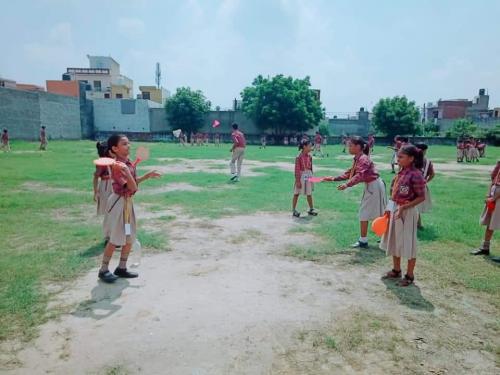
[93,134,160,283]
[456,137,486,163]
[293,136,434,286]
[1,126,48,152]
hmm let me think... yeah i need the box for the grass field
[0,140,499,373]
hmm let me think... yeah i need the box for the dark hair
[400,144,424,169]
[232,123,238,130]
[41,126,46,129]
[2,129,7,132]
[415,142,428,151]
[400,136,409,143]
[349,136,370,155]
[96,141,109,157]
[298,139,311,150]
[107,133,127,152]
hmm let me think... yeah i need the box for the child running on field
[98,134,161,283]
[292,140,318,218]
[381,145,427,286]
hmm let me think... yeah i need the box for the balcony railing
[67,68,110,75]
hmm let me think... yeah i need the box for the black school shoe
[308,208,318,216]
[98,270,118,283]
[114,267,139,278]
[351,241,368,248]
[470,248,490,256]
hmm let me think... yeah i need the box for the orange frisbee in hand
[93,157,115,166]
[371,215,389,236]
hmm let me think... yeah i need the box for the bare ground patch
[21,181,83,194]
[4,209,499,374]
[144,157,341,176]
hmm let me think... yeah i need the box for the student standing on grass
[367,134,375,154]
[229,123,246,182]
[93,142,113,242]
[39,126,48,151]
[98,134,161,283]
[380,145,426,287]
[328,136,386,248]
[313,131,323,157]
[470,161,500,262]
[292,139,318,218]
[457,138,465,163]
[415,143,434,229]
[260,134,267,149]
[1,129,10,152]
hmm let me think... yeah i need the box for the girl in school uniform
[329,136,387,248]
[456,138,465,163]
[292,140,318,218]
[415,143,435,229]
[93,142,113,217]
[98,134,161,283]
[381,144,427,286]
[468,138,480,163]
[471,161,500,261]
[1,129,10,152]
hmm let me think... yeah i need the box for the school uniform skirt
[480,186,500,230]
[417,185,432,213]
[294,170,314,195]
[359,178,387,221]
[468,147,480,159]
[103,193,137,246]
[96,178,113,216]
[457,149,465,159]
[391,151,397,165]
[380,205,419,259]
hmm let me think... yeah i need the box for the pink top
[368,137,375,147]
[232,130,246,148]
[40,129,46,140]
[295,152,313,183]
[334,153,379,187]
[1,132,8,142]
[314,134,322,144]
[111,157,137,196]
[390,167,426,205]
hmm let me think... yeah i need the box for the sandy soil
[4,209,498,375]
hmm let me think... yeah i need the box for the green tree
[423,121,440,136]
[372,96,420,137]
[318,120,330,136]
[165,87,210,133]
[241,75,323,136]
[445,119,478,138]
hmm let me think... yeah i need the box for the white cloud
[117,17,145,39]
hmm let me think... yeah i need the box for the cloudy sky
[1,0,499,112]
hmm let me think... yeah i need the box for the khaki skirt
[294,170,314,195]
[103,193,137,246]
[417,185,432,213]
[480,186,500,230]
[96,179,113,216]
[380,205,419,259]
[359,178,387,221]
[468,147,480,159]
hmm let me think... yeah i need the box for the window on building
[116,93,123,99]
[104,93,110,99]
[94,80,101,92]
[142,91,151,100]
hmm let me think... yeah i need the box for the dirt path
[4,211,499,374]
